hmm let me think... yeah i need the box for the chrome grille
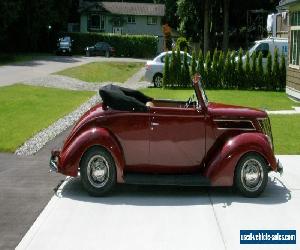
[258,117,274,149]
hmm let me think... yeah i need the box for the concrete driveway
[16,156,300,250]
[0,56,147,86]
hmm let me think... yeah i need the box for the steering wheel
[185,94,196,108]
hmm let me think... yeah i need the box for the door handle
[151,122,159,126]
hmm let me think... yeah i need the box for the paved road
[0,56,147,86]
[16,156,300,250]
[0,129,70,250]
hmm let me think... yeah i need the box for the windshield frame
[197,79,208,107]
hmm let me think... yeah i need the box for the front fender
[58,127,125,182]
[203,132,277,186]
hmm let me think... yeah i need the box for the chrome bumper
[277,159,283,176]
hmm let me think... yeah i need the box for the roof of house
[79,1,165,16]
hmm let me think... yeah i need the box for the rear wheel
[80,147,116,196]
[153,73,163,88]
[234,153,268,197]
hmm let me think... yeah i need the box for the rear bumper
[49,150,60,173]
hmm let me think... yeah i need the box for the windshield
[197,80,208,106]
[61,37,71,42]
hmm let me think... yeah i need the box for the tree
[222,0,230,51]
[237,48,244,89]
[279,53,286,91]
[162,52,170,88]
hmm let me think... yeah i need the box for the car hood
[207,102,267,119]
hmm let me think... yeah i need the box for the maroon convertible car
[50,76,283,197]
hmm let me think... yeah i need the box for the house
[78,1,165,51]
[278,0,300,100]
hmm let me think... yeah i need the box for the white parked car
[145,51,192,87]
[240,37,288,66]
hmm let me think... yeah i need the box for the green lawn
[55,62,145,83]
[0,84,94,152]
[270,115,300,154]
[141,88,300,111]
[0,53,51,66]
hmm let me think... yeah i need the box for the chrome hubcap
[87,155,109,188]
[241,159,263,192]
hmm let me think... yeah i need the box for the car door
[148,106,206,173]
[107,111,150,171]
[95,43,103,55]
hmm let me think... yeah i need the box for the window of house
[128,16,136,24]
[290,11,300,67]
[88,14,105,31]
[147,16,157,25]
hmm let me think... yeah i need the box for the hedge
[162,48,286,91]
[64,32,158,58]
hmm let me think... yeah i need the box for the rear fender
[58,127,125,182]
[203,132,276,186]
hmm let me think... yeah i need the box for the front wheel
[80,147,116,196]
[234,153,268,198]
[153,73,163,88]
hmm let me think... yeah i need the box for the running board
[124,173,210,186]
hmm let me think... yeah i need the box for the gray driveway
[0,56,146,86]
[16,156,300,250]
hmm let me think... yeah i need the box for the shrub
[64,32,158,58]
[162,52,170,88]
[197,49,205,80]
[175,47,182,86]
[204,51,212,88]
[251,51,257,88]
[182,50,191,87]
[211,49,219,88]
[279,53,286,91]
[223,51,231,88]
[176,37,189,51]
[266,52,273,90]
[237,48,244,89]
[230,51,237,88]
[244,51,251,89]
[257,52,264,89]
[272,48,280,91]
[169,49,177,87]
[190,50,197,77]
[218,51,225,88]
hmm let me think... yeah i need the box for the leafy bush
[197,49,205,79]
[279,53,286,91]
[251,51,257,88]
[266,52,273,90]
[218,51,225,88]
[257,52,264,89]
[181,50,191,87]
[244,51,251,89]
[190,50,197,77]
[237,48,244,89]
[176,37,189,51]
[162,52,170,88]
[64,32,158,58]
[223,51,231,88]
[204,51,212,88]
[272,48,280,91]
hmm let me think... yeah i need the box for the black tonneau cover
[99,84,153,112]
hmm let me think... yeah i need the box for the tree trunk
[222,0,230,52]
[203,0,210,55]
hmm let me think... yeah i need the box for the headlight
[86,47,89,50]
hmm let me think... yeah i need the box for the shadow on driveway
[58,175,291,207]
[9,56,83,67]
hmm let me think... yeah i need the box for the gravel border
[15,95,99,156]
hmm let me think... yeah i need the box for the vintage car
[50,76,283,197]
